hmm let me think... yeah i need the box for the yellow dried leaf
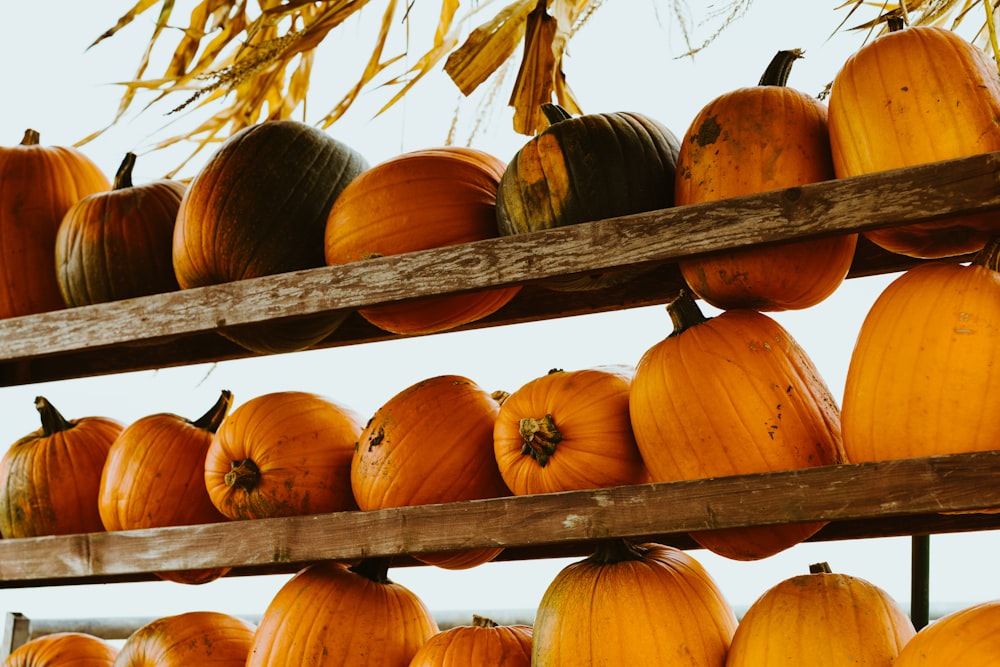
[445,0,536,96]
[509,2,559,135]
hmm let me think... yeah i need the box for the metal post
[0,612,31,659]
[911,534,931,630]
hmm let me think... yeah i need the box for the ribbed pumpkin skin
[407,616,532,667]
[246,560,439,666]
[0,397,123,538]
[675,52,857,310]
[173,119,369,353]
[493,365,649,495]
[2,632,118,667]
[629,293,845,560]
[725,566,915,666]
[205,391,363,519]
[324,147,520,335]
[828,26,1000,258]
[841,249,1000,462]
[98,391,233,584]
[352,374,511,569]
[893,600,1000,666]
[113,611,255,666]
[56,153,184,306]
[532,541,737,666]
[0,129,110,318]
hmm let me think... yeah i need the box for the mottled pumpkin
[828,22,1000,258]
[0,129,110,318]
[894,600,1000,666]
[675,49,857,310]
[532,540,737,666]
[55,152,184,306]
[0,397,123,538]
[2,632,118,667]
[629,290,845,560]
[114,611,255,666]
[408,615,532,667]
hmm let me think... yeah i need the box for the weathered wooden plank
[0,451,996,586]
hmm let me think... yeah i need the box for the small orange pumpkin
[893,599,1000,666]
[205,391,363,520]
[2,631,118,667]
[0,397,123,538]
[493,365,649,495]
[408,615,532,667]
[113,611,255,666]
[246,559,439,666]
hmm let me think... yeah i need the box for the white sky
[1,0,998,632]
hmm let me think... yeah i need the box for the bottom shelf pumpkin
[113,611,255,666]
[893,599,1000,666]
[2,632,118,667]
[407,615,532,667]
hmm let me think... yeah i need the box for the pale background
[0,0,997,627]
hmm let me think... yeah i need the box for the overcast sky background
[1,0,998,630]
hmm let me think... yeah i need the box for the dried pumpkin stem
[588,538,648,564]
[472,614,499,628]
[519,415,562,467]
[225,458,261,491]
[34,396,75,436]
[667,289,709,337]
[191,389,233,433]
[758,49,804,86]
[809,561,833,574]
[541,103,573,125]
[973,236,1000,272]
[113,152,137,190]
[20,129,40,146]
[350,556,392,584]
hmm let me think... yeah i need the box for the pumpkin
[828,21,1000,258]
[55,152,184,306]
[493,365,649,495]
[0,129,110,318]
[725,562,915,666]
[98,390,233,584]
[628,290,846,560]
[205,390,363,520]
[495,104,680,291]
[407,615,532,667]
[324,147,520,335]
[675,49,857,310]
[246,559,439,666]
[841,237,1000,463]
[532,539,737,666]
[0,396,123,538]
[113,611,255,666]
[352,374,511,569]
[893,599,1000,666]
[2,631,118,667]
[172,119,369,353]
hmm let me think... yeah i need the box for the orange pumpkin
[98,390,233,584]
[893,599,1000,666]
[114,611,255,666]
[408,615,532,667]
[532,539,737,666]
[675,49,857,310]
[828,22,1000,258]
[205,391,363,519]
[629,290,845,560]
[246,559,439,666]
[493,365,649,495]
[352,374,511,569]
[55,152,184,306]
[842,237,1000,462]
[0,129,110,318]
[2,631,118,667]
[0,397,123,538]
[324,147,521,334]
[726,562,915,666]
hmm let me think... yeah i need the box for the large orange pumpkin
[841,237,1000,462]
[2,632,118,667]
[408,615,532,667]
[55,152,184,306]
[98,390,233,584]
[205,391,363,520]
[725,562,915,666]
[893,599,1000,666]
[245,559,439,666]
[532,539,737,666]
[493,365,649,495]
[0,129,110,318]
[828,22,1000,258]
[0,397,123,538]
[629,290,846,560]
[113,611,255,666]
[324,147,521,335]
[675,49,857,310]
[352,374,511,569]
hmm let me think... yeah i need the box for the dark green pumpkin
[173,120,369,354]
[496,105,680,290]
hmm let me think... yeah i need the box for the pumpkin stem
[349,557,392,584]
[20,129,40,146]
[34,396,75,436]
[809,561,833,574]
[541,103,573,125]
[472,614,499,628]
[519,415,562,467]
[758,49,804,87]
[887,14,907,31]
[972,236,1000,272]
[225,458,261,491]
[113,152,137,190]
[667,289,710,337]
[491,389,510,405]
[588,538,648,564]
[191,389,233,433]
